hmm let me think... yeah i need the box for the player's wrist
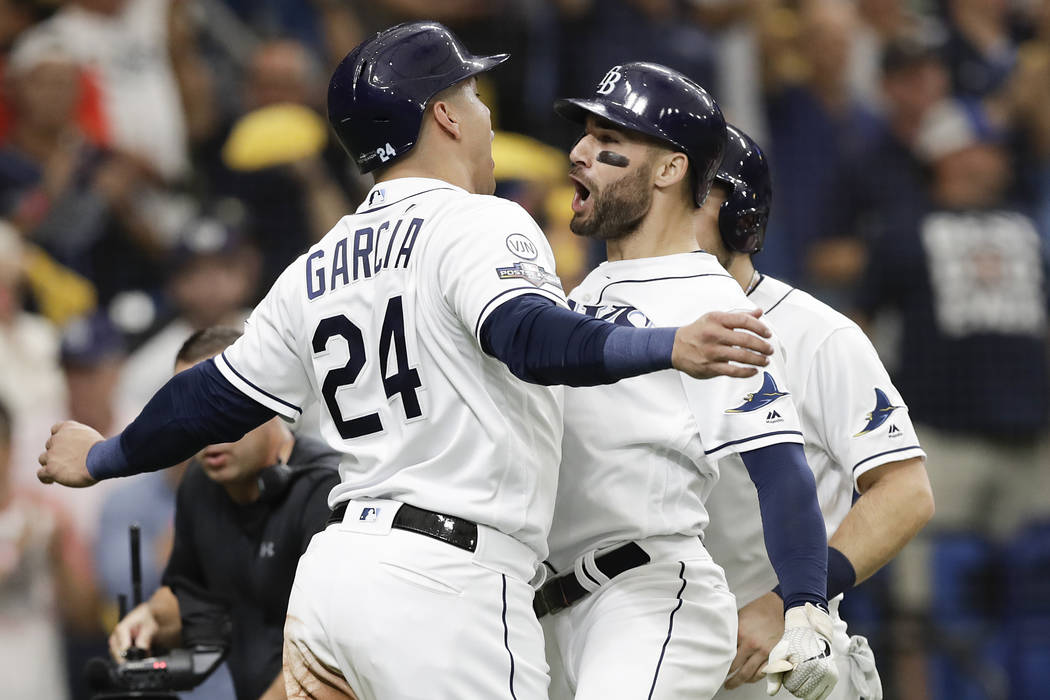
[826,546,856,599]
[771,546,855,604]
[86,435,126,481]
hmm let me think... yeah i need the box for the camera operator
[108,327,340,700]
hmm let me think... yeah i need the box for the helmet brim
[553,97,689,155]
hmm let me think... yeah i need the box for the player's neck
[224,477,260,505]
[605,199,700,262]
[727,254,757,293]
[376,153,478,194]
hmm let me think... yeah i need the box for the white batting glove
[762,603,838,700]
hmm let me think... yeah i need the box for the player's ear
[429,86,462,141]
[652,151,689,189]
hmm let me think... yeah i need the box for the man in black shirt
[109,327,340,700]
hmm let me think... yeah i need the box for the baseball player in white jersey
[696,125,934,700]
[537,64,840,700]
[36,26,779,700]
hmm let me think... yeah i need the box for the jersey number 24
[312,296,423,439]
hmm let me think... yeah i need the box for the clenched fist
[37,421,102,488]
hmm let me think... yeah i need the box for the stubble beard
[570,164,653,242]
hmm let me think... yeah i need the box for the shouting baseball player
[699,125,934,700]
[536,63,839,700]
[36,24,776,700]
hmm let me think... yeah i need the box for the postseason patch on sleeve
[496,262,563,289]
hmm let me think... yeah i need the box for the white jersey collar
[357,177,467,213]
[594,250,721,279]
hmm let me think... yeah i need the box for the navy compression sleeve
[480,294,676,386]
[740,442,828,611]
[86,360,275,480]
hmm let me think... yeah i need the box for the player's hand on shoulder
[37,421,101,488]
[763,603,838,700]
[725,591,785,689]
[672,308,773,379]
[109,603,159,662]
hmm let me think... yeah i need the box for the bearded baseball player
[700,125,935,700]
[536,63,839,700]
[36,24,777,700]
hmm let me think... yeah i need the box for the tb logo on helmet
[596,66,622,95]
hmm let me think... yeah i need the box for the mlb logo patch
[360,507,380,522]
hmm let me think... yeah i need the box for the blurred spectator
[856,98,1050,698]
[0,397,101,700]
[848,0,936,109]
[689,0,772,144]
[991,0,1050,246]
[196,38,358,292]
[941,0,1017,100]
[0,221,66,484]
[0,32,173,305]
[762,0,881,285]
[115,215,257,423]
[811,35,951,301]
[554,0,716,146]
[213,0,365,68]
[25,0,214,181]
[60,311,126,438]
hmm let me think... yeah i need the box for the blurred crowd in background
[0,0,1047,698]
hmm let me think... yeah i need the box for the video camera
[86,525,226,700]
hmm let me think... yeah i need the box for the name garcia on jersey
[306,215,425,299]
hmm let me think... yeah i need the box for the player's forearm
[148,586,184,650]
[481,294,674,386]
[830,457,933,586]
[740,442,829,611]
[87,360,275,480]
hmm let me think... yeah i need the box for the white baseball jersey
[547,252,805,572]
[215,177,567,559]
[704,275,927,607]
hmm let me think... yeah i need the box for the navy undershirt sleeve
[86,360,276,480]
[740,442,829,611]
[480,294,676,386]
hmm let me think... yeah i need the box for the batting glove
[762,603,838,700]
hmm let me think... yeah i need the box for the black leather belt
[533,542,651,618]
[327,501,478,552]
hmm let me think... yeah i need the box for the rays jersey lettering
[566,299,653,327]
[215,178,568,559]
[703,275,925,608]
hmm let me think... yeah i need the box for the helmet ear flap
[718,179,768,254]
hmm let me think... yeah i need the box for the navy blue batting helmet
[554,62,726,206]
[327,22,508,174]
[716,125,771,254]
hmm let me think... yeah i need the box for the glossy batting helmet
[554,62,726,206]
[327,22,508,174]
[716,125,771,254]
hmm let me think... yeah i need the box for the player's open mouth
[570,177,592,214]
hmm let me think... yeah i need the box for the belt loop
[574,551,609,592]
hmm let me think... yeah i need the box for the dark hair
[175,326,243,366]
[0,397,10,445]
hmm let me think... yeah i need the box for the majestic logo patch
[506,233,538,260]
[725,372,789,413]
[496,262,562,289]
[888,424,902,437]
[854,388,902,436]
[766,410,783,423]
